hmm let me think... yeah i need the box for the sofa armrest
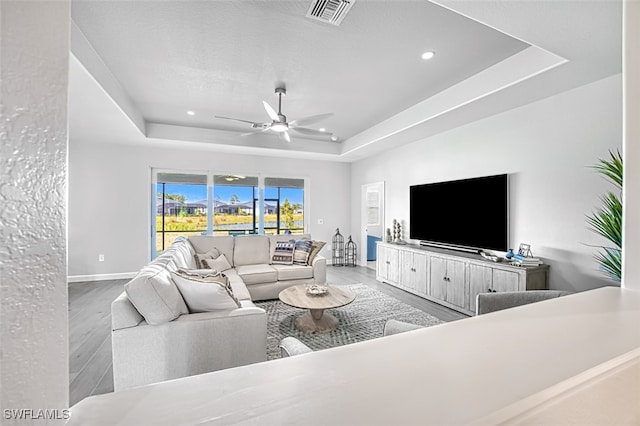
[112,292,144,331]
[311,255,327,284]
[476,290,572,315]
[112,306,267,391]
[230,305,266,316]
[173,305,266,321]
[279,336,313,357]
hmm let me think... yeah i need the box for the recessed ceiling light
[421,51,435,60]
[319,128,326,132]
[331,136,338,141]
[187,111,195,116]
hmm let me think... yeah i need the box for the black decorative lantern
[345,236,357,267]
[332,228,344,266]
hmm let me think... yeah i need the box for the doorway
[361,182,385,270]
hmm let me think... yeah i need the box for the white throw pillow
[202,254,232,272]
[194,247,221,269]
[171,270,240,312]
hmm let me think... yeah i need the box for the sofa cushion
[170,238,198,269]
[234,235,270,266]
[223,270,252,301]
[293,239,313,265]
[188,236,235,267]
[272,240,295,265]
[171,270,241,312]
[124,263,189,325]
[271,264,314,281]
[194,247,220,269]
[203,253,232,272]
[307,240,327,265]
[236,264,277,285]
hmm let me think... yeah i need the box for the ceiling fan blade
[289,113,333,127]
[280,131,291,143]
[290,126,333,136]
[240,126,270,137]
[214,115,261,125]
[262,101,280,122]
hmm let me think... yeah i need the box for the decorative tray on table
[306,284,329,296]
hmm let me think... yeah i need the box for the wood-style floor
[68,265,468,406]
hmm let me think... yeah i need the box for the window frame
[151,169,309,258]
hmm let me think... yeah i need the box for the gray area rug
[255,283,445,360]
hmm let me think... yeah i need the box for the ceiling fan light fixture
[271,122,289,132]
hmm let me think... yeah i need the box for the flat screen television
[409,174,508,252]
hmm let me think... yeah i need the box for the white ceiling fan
[215,86,334,143]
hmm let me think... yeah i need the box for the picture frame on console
[518,243,532,257]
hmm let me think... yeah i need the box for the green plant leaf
[586,192,622,247]
[592,149,623,188]
[593,247,622,282]
[586,149,623,281]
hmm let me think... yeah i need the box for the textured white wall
[622,0,640,290]
[68,142,351,277]
[351,74,622,293]
[0,0,70,420]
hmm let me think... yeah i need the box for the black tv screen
[409,174,509,252]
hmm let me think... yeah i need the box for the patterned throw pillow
[307,240,326,265]
[293,240,313,265]
[194,247,221,269]
[272,240,295,265]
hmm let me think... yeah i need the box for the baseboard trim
[68,272,136,283]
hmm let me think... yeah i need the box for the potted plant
[586,150,623,281]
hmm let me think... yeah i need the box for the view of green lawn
[156,213,304,252]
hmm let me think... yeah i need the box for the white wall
[351,74,623,293]
[68,142,351,277]
[0,0,70,418]
[622,0,640,289]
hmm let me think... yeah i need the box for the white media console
[376,242,549,315]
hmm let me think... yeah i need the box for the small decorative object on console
[393,219,406,244]
[306,283,328,296]
[517,243,532,257]
[510,243,543,266]
[386,228,392,243]
[480,251,501,262]
[505,248,514,260]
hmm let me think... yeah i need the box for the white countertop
[68,286,640,425]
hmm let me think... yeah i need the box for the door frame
[360,181,385,268]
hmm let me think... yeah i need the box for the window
[213,175,258,236]
[152,170,306,256]
[155,173,208,253]
[265,177,304,235]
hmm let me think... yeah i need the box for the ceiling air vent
[306,0,355,26]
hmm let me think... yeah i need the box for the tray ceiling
[69,0,622,161]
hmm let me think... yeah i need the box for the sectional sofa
[111,233,327,391]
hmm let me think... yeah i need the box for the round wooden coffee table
[279,284,355,333]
